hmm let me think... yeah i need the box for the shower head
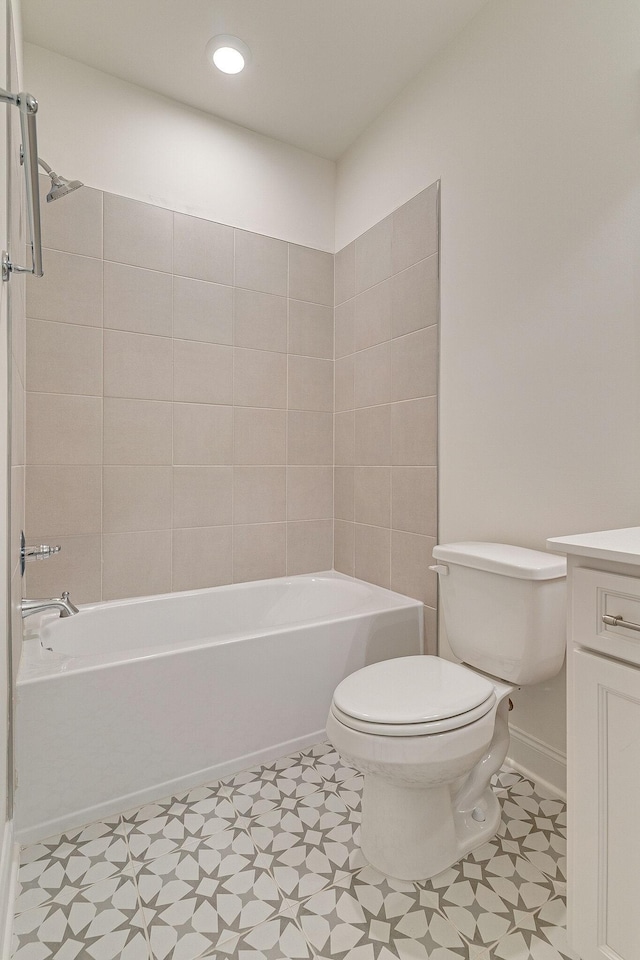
[46,174,83,203]
[37,157,83,203]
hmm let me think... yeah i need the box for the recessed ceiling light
[206,35,251,75]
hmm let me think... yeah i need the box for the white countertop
[547,526,640,565]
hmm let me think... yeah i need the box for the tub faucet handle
[25,544,61,561]
[20,531,61,575]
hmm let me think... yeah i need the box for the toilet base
[360,774,502,881]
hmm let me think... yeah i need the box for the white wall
[24,44,336,251]
[336,0,640,783]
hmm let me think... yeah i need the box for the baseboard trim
[0,820,18,957]
[506,724,567,800]
[17,730,326,846]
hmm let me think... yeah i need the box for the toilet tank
[431,542,566,685]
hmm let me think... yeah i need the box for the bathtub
[16,571,423,843]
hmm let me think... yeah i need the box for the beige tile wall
[333,183,439,653]
[24,179,439,632]
[25,179,334,601]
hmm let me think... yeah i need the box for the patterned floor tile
[489,902,578,960]
[246,796,365,902]
[12,743,570,960]
[426,833,557,949]
[122,787,238,863]
[15,819,130,914]
[11,875,150,959]
[206,913,314,959]
[489,895,578,960]
[300,745,364,814]
[496,780,566,885]
[294,865,484,960]
[135,827,289,960]
[224,757,328,820]
[491,770,527,795]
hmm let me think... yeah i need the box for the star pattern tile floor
[11,743,573,960]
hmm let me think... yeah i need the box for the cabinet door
[570,649,640,960]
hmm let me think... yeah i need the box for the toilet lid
[332,656,495,725]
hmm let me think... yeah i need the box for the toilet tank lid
[432,542,566,580]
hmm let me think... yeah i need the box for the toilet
[326,542,566,881]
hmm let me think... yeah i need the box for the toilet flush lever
[429,564,449,576]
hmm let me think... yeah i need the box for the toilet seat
[331,656,497,737]
[330,695,496,737]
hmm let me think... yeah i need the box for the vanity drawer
[573,567,640,667]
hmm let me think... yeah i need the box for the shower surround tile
[38,176,103,259]
[286,466,333,521]
[288,300,333,360]
[27,317,103,396]
[26,190,335,604]
[288,244,333,306]
[173,212,234,285]
[26,393,102,465]
[104,398,174,465]
[26,248,103,326]
[235,230,288,297]
[172,526,233,593]
[104,329,173,401]
[333,183,440,652]
[173,276,234,345]
[286,519,334,575]
[104,193,173,272]
[102,530,172,601]
[12,745,570,960]
[391,255,439,338]
[26,180,441,613]
[104,261,173,337]
[234,288,288,353]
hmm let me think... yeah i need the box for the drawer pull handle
[602,614,640,633]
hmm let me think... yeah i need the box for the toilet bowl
[326,542,567,882]
[327,655,513,880]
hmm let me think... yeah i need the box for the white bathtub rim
[34,570,410,622]
[15,729,328,846]
[20,571,424,683]
[23,570,356,644]
[21,602,424,683]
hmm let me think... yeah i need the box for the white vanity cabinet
[571,647,640,960]
[548,529,640,960]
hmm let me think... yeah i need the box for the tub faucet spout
[21,591,79,619]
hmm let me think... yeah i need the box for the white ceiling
[22,0,489,160]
